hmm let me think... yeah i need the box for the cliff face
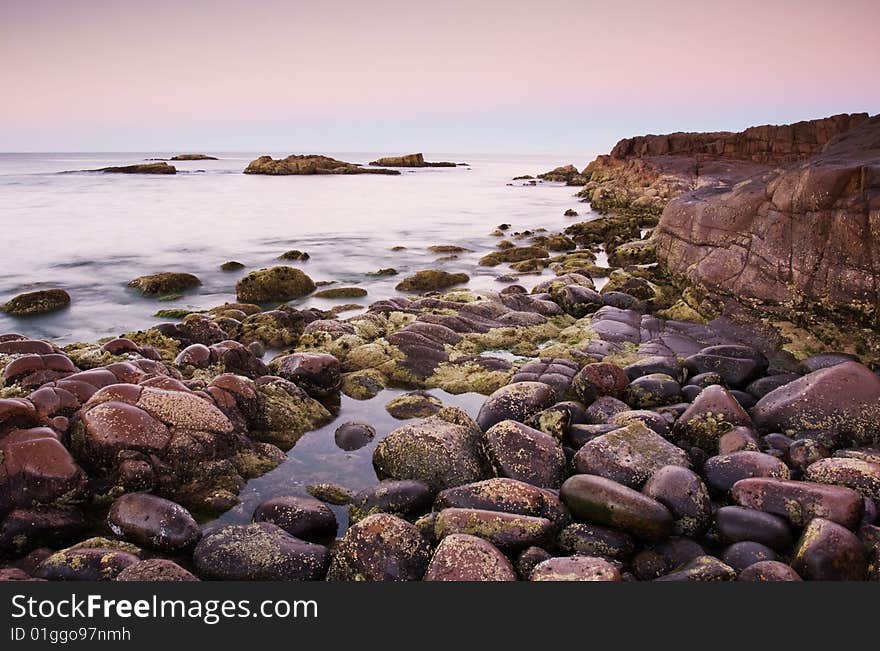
[608,113,869,163]
[579,113,870,219]
[653,114,880,322]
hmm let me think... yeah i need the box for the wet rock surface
[5,133,880,581]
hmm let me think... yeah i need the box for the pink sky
[1,0,878,153]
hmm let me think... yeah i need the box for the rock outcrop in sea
[93,162,177,174]
[368,153,456,168]
[244,155,400,175]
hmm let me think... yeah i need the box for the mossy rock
[479,246,549,266]
[313,287,368,299]
[278,250,310,261]
[1,288,70,315]
[128,272,201,296]
[236,266,316,302]
[220,261,245,271]
[395,270,469,292]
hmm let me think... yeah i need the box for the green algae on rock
[1,288,70,315]
[128,272,201,296]
[235,266,316,302]
[313,286,367,299]
[395,270,469,292]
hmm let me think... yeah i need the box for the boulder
[476,382,558,431]
[1,289,70,315]
[804,457,880,500]
[672,385,753,451]
[252,496,338,542]
[573,421,691,488]
[348,480,433,523]
[714,506,793,551]
[556,523,635,560]
[107,493,200,552]
[737,561,802,582]
[193,523,329,580]
[373,410,489,490]
[433,478,569,529]
[236,266,316,302]
[273,352,341,397]
[703,451,790,493]
[530,556,621,581]
[481,420,566,488]
[128,273,201,296]
[327,513,430,581]
[731,478,864,529]
[116,559,199,581]
[792,518,868,580]
[423,534,516,581]
[433,508,554,552]
[560,474,674,541]
[641,465,711,536]
[395,270,469,292]
[752,362,880,446]
[571,363,629,404]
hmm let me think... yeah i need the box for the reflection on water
[208,388,486,534]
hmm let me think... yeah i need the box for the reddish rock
[424,534,516,581]
[731,477,864,529]
[792,518,868,580]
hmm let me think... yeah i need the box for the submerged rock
[385,391,443,419]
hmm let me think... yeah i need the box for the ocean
[0,152,592,344]
[0,151,594,529]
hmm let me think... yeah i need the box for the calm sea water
[0,152,593,344]
[1,151,597,524]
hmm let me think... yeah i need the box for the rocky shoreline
[2,114,880,582]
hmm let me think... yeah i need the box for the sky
[1,0,878,155]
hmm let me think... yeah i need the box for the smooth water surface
[0,151,594,343]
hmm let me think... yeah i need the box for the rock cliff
[654,114,880,323]
[578,113,880,329]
